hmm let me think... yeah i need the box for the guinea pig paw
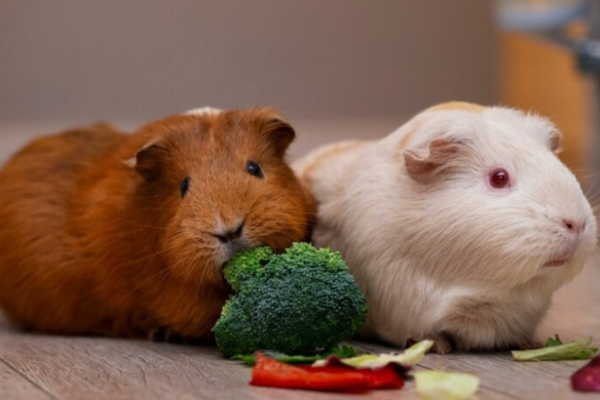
[427,333,454,355]
[148,328,184,343]
[148,328,167,342]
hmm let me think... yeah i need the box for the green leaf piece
[232,345,358,366]
[544,334,563,347]
[512,337,597,361]
[313,339,433,369]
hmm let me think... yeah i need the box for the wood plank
[0,259,597,400]
[0,318,509,400]
[0,358,53,400]
[0,331,240,400]
[356,339,590,400]
[0,325,420,400]
[350,341,510,400]
[139,340,415,400]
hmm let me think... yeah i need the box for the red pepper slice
[250,353,404,392]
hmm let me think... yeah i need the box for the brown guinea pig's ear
[124,142,168,181]
[404,137,466,184]
[261,117,296,157]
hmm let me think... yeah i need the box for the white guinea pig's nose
[562,218,586,235]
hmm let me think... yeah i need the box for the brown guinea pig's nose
[214,221,245,243]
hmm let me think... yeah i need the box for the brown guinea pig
[0,107,315,340]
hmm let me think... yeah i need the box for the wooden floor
[0,123,599,399]
[0,258,597,400]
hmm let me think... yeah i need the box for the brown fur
[301,141,365,179]
[429,101,485,113]
[0,109,315,339]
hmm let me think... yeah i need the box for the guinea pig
[294,102,597,353]
[0,107,315,340]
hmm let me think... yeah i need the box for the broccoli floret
[223,246,275,292]
[212,242,368,357]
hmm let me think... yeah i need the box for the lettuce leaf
[544,334,563,347]
[542,334,598,360]
[415,370,480,400]
[512,336,597,361]
[313,339,433,369]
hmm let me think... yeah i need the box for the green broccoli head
[213,243,368,357]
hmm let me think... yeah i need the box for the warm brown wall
[0,1,496,124]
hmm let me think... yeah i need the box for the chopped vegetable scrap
[545,334,563,347]
[571,355,600,392]
[314,339,433,370]
[414,370,480,400]
[544,334,598,360]
[233,345,357,366]
[249,340,433,392]
[250,353,404,392]
[512,336,597,362]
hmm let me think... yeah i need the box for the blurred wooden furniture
[499,32,594,176]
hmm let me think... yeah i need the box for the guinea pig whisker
[179,262,195,299]
[123,256,171,298]
[95,194,166,200]
[586,190,600,203]
[116,219,170,231]
[179,251,205,292]
[130,267,171,298]
[584,178,600,198]
[588,195,600,207]
[117,247,169,269]
[576,170,600,179]
[196,261,212,297]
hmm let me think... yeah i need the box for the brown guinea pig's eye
[246,161,264,179]
[489,168,510,189]
[180,177,190,198]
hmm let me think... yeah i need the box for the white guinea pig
[294,102,597,353]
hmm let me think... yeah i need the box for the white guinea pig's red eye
[489,168,510,189]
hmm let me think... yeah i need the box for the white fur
[184,107,222,116]
[294,104,597,351]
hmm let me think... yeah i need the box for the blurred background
[0,0,598,185]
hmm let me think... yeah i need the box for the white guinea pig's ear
[403,137,465,184]
[549,129,563,154]
[124,141,168,181]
